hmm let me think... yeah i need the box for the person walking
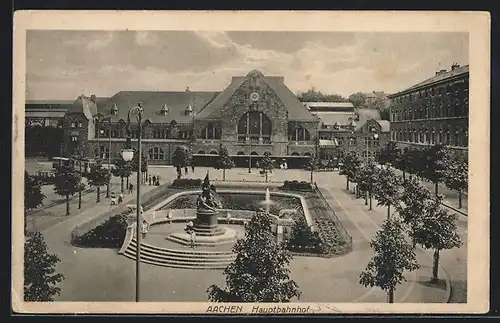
[190,230,196,249]
[118,192,124,204]
[148,175,152,186]
[152,175,157,184]
[129,183,133,194]
[184,166,188,175]
[191,163,195,173]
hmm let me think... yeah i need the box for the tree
[306,155,319,184]
[87,160,111,203]
[260,152,274,183]
[172,146,190,179]
[348,92,367,109]
[373,168,402,219]
[112,155,133,193]
[443,154,468,209]
[207,211,301,302]
[214,144,234,181]
[339,152,362,191]
[24,171,46,233]
[359,217,419,303]
[53,164,82,215]
[357,160,380,210]
[413,196,462,282]
[71,147,87,209]
[376,141,400,168]
[420,144,450,196]
[397,176,433,247]
[296,87,347,102]
[24,231,65,301]
[132,150,149,184]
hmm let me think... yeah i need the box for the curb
[441,263,453,303]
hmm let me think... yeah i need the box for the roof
[315,112,356,127]
[65,95,98,120]
[357,108,381,121]
[303,102,355,113]
[375,120,390,132]
[25,110,66,118]
[97,91,219,124]
[390,65,469,97]
[195,70,317,122]
[25,100,75,106]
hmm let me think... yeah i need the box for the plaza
[31,165,467,303]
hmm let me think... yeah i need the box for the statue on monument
[196,171,221,212]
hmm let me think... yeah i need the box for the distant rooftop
[303,101,355,113]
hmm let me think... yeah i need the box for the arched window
[237,111,272,143]
[291,152,300,156]
[304,152,312,156]
[289,126,311,141]
[237,151,245,155]
[250,151,258,156]
[201,123,221,139]
[148,147,164,160]
[210,151,218,155]
[197,151,206,155]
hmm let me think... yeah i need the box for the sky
[26,30,468,100]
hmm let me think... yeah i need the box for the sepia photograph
[12,11,490,314]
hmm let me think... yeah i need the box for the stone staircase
[123,238,236,270]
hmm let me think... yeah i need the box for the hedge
[282,180,314,192]
[170,178,202,189]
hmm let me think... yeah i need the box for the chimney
[90,94,96,103]
[435,69,447,76]
[451,62,460,71]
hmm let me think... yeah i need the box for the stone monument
[192,172,225,236]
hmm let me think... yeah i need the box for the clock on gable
[250,92,260,102]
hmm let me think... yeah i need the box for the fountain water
[259,188,274,214]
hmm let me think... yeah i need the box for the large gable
[195,70,317,122]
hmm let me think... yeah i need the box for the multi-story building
[388,63,469,156]
[304,102,390,162]
[60,70,320,168]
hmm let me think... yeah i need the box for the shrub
[283,180,313,192]
[287,218,323,254]
[72,212,129,248]
[170,178,202,189]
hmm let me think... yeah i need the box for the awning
[319,139,339,147]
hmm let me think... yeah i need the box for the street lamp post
[105,119,112,198]
[121,102,144,302]
[248,139,252,173]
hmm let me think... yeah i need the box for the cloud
[26,31,468,100]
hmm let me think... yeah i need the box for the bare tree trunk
[432,249,440,282]
[387,204,391,219]
[369,190,373,210]
[223,169,226,181]
[121,177,124,193]
[126,176,129,188]
[387,288,394,303]
[364,191,368,205]
[310,169,313,184]
[346,179,349,190]
[96,186,100,203]
[78,188,82,209]
[265,171,268,183]
[402,170,406,182]
[434,181,439,197]
[458,191,462,209]
[66,194,70,215]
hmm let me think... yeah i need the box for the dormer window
[71,121,76,128]
[161,104,169,115]
[333,122,340,130]
[78,122,83,128]
[185,105,193,116]
[111,103,119,115]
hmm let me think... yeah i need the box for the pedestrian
[184,166,188,175]
[129,183,133,194]
[190,230,196,249]
[191,163,195,173]
[118,192,124,204]
[148,175,152,186]
[152,175,157,184]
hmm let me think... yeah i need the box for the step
[124,247,236,263]
[122,251,232,269]
[165,235,237,248]
[123,249,235,266]
[123,254,228,270]
[129,240,235,257]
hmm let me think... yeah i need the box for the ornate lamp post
[121,102,144,302]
